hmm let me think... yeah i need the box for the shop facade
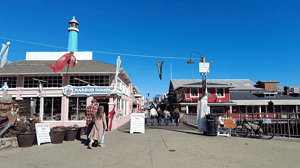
[0,52,133,130]
[168,79,300,118]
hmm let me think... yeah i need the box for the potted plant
[50,126,66,144]
[2,117,40,148]
[64,124,79,141]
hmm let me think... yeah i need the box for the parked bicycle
[234,118,274,140]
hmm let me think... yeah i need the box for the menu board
[130,113,145,134]
[35,123,51,146]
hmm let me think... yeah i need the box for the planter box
[0,137,18,149]
[65,129,77,141]
[50,130,65,144]
[17,132,35,148]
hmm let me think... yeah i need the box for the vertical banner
[197,95,210,133]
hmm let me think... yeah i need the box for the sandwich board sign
[35,123,51,146]
[130,113,145,134]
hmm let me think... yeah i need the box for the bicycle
[234,118,274,140]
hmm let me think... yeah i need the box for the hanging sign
[63,85,117,96]
[35,123,51,146]
[130,113,145,134]
[199,63,210,73]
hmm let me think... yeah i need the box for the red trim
[133,102,138,105]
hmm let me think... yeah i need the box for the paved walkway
[1,121,300,168]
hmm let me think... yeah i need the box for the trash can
[206,114,218,136]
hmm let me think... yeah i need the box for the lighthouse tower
[67,16,79,52]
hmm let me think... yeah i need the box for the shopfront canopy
[271,100,300,105]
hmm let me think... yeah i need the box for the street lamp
[187,51,211,134]
[187,51,210,96]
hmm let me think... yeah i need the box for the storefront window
[240,106,246,113]
[44,97,61,121]
[247,106,252,113]
[0,77,17,88]
[69,75,110,86]
[24,76,62,88]
[69,97,87,120]
[190,88,198,97]
[216,88,225,97]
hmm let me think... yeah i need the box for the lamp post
[187,51,211,97]
[187,51,211,134]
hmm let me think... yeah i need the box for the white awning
[232,100,269,106]
[271,100,300,105]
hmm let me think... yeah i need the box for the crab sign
[46,52,77,73]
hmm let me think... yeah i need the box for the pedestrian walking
[150,107,157,126]
[143,108,149,126]
[85,98,98,144]
[170,108,175,123]
[163,109,171,126]
[174,107,180,126]
[88,105,107,149]
[157,107,163,126]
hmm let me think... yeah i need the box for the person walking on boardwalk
[143,108,149,126]
[150,107,157,126]
[174,107,180,126]
[88,105,107,149]
[157,107,163,126]
[85,98,98,144]
[163,109,171,126]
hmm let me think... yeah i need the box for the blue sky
[1,0,299,99]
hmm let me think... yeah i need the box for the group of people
[144,106,180,126]
[85,98,108,149]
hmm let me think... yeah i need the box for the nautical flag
[114,56,121,90]
[2,82,8,91]
[0,42,10,68]
[156,60,164,80]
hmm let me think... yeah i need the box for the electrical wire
[0,37,197,60]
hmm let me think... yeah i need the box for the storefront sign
[130,113,145,134]
[263,118,272,124]
[35,123,51,146]
[63,85,114,96]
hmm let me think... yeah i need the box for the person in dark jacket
[157,108,163,126]
[174,108,180,126]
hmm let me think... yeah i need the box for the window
[0,77,17,88]
[24,76,62,88]
[43,97,61,121]
[216,88,225,98]
[190,88,199,97]
[69,97,87,120]
[69,75,110,86]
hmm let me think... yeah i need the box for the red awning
[133,102,138,105]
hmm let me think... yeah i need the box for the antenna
[170,62,172,80]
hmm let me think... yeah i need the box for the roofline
[0,72,117,75]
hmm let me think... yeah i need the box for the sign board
[35,123,51,146]
[263,118,272,124]
[130,113,145,134]
[63,85,122,96]
[199,62,210,73]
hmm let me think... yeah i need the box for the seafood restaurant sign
[63,85,114,96]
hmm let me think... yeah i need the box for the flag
[0,42,10,68]
[156,60,164,80]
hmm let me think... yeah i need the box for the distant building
[168,79,300,118]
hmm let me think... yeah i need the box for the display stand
[35,123,51,145]
[217,116,236,137]
[130,113,145,134]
